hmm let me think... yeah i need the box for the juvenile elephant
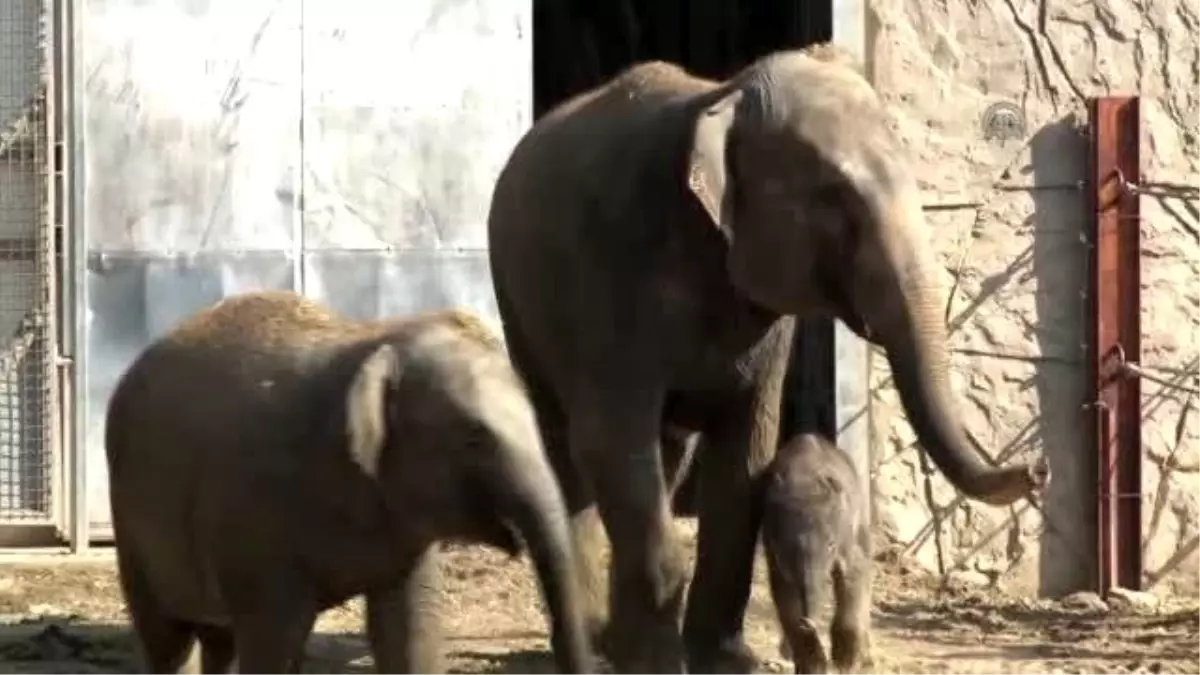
[105,291,590,674]
[763,433,872,674]
[486,44,1049,673]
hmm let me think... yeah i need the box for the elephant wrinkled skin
[486,44,1049,674]
[105,291,590,674]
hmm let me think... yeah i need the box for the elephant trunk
[500,451,592,673]
[866,189,1044,506]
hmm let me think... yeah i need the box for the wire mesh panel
[0,0,55,523]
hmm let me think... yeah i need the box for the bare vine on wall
[883,110,1200,591]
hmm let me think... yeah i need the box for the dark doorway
[530,0,840,445]
[533,1,832,117]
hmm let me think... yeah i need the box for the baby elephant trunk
[498,454,592,674]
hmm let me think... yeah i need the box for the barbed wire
[950,347,1199,396]
[1121,361,1200,397]
[899,410,1095,578]
[892,133,1197,581]
[892,40,1199,588]
[1130,179,1200,200]
[869,343,1198,386]
[867,348,1196,582]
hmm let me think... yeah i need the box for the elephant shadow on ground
[310,632,565,674]
[0,619,563,674]
[308,631,577,674]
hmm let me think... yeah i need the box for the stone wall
[864,0,1198,597]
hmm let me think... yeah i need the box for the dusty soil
[0,530,1195,674]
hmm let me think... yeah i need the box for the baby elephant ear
[687,88,742,239]
[346,343,400,480]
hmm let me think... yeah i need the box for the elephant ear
[346,343,401,481]
[687,89,743,238]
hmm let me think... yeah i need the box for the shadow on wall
[1026,117,1095,597]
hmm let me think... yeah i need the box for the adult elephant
[486,46,1049,673]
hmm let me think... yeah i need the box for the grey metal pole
[65,0,89,554]
[831,0,872,532]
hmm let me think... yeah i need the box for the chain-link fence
[0,0,55,524]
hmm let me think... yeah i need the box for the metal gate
[0,0,58,531]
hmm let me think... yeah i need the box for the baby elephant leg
[767,563,828,674]
[830,544,873,672]
[366,547,445,673]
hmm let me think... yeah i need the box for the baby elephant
[762,433,872,674]
[105,291,590,674]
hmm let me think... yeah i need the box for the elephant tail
[502,459,592,674]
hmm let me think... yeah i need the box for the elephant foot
[601,618,685,674]
[686,634,759,674]
[591,620,617,663]
[830,624,872,673]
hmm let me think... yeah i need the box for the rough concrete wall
[865,0,1198,597]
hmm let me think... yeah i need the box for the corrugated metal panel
[304,250,498,326]
[83,0,302,254]
[79,0,530,531]
[301,0,529,252]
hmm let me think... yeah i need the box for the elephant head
[344,315,591,673]
[685,50,1049,506]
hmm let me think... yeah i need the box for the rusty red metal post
[1088,96,1143,593]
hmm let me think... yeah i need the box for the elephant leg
[661,425,700,517]
[231,610,315,674]
[488,299,608,650]
[131,614,197,673]
[227,580,317,674]
[830,534,873,672]
[196,625,236,674]
[116,549,199,673]
[683,387,786,672]
[535,408,609,652]
[366,546,444,674]
[569,387,687,674]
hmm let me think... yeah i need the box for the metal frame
[1088,96,1142,593]
[42,0,60,542]
[64,0,85,552]
[39,0,63,544]
[784,2,872,518]
[831,0,871,528]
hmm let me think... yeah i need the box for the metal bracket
[1099,344,1129,386]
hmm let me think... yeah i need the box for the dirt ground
[0,528,1195,674]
